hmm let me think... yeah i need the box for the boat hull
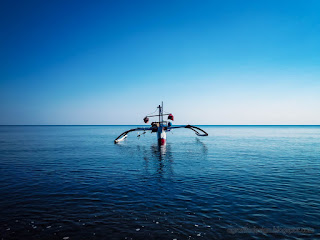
[157,127,166,145]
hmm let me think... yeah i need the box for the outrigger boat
[114,102,208,145]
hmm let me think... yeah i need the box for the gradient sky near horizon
[1,0,320,125]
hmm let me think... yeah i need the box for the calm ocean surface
[0,126,319,239]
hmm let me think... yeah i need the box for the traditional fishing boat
[114,102,208,145]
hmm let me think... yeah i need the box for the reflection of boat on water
[152,145,167,161]
[151,144,171,160]
[148,143,173,175]
[115,139,208,177]
[195,138,208,154]
[114,102,208,145]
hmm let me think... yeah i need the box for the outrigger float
[114,102,208,145]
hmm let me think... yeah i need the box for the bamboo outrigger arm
[114,127,153,143]
[168,125,208,136]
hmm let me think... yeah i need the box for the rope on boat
[145,107,158,116]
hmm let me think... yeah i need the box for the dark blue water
[0,126,319,239]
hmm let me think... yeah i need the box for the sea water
[0,126,319,239]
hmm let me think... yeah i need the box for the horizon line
[0,125,319,127]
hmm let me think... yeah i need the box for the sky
[1,0,320,125]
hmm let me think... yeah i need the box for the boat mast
[157,102,164,126]
[161,101,164,124]
[158,104,161,124]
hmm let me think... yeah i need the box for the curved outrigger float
[114,102,208,145]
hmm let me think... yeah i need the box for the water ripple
[0,126,319,239]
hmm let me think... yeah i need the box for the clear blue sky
[1,0,319,125]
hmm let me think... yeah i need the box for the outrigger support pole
[169,125,208,136]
